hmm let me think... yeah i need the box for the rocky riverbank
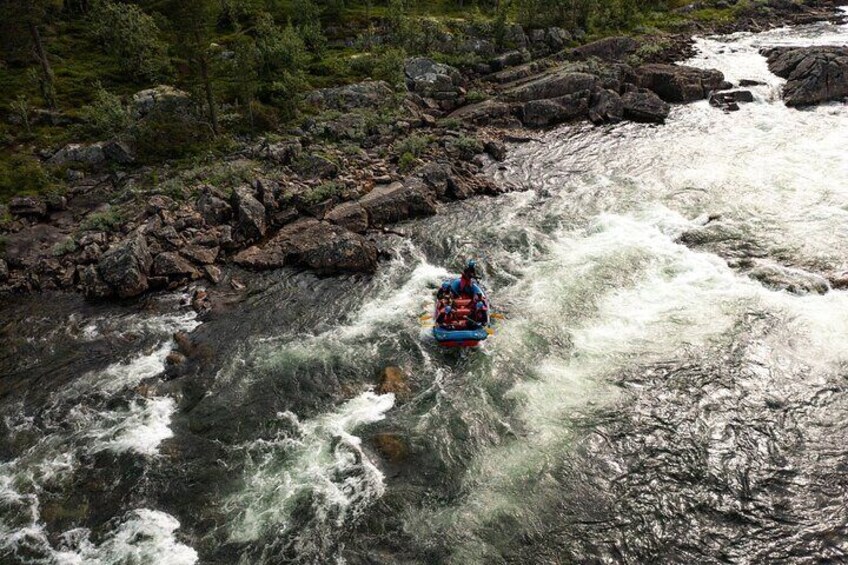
[0,1,845,304]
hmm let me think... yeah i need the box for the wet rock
[709,90,755,110]
[306,80,395,111]
[521,92,591,127]
[359,180,438,226]
[324,201,369,234]
[166,351,187,366]
[234,219,378,273]
[96,233,152,298]
[635,63,728,103]
[571,36,639,62]
[174,331,195,356]
[378,366,410,400]
[232,186,266,242]
[589,88,624,124]
[622,90,670,124]
[484,140,508,162]
[152,251,201,279]
[503,70,598,102]
[747,260,830,295]
[9,196,47,218]
[79,264,113,298]
[373,433,409,464]
[196,188,232,226]
[763,46,848,106]
[191,288,212,313]
[739,79,766,87]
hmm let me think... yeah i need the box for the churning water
[1,10,847,564]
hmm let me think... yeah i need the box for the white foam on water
[85,397,177,456]
[227,391,395,543]
[52,509,197,565]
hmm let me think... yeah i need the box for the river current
[1,11,847,565]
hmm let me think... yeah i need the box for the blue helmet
[476,301,486,310]
[440,281,451,289]
[466,259,477,270]
[444,306,452,314]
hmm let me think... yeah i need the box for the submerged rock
[763,46,848,106]
[377,366,410,400]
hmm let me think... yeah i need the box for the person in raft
[436,305,453,328]
[450,259,484,298]
[436,280,453,300]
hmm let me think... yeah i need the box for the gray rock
[0,259,8,283]
[234,219,377,274]
[295,154,339,180]
[571,36,639,62]
[405,58,465,109]
[448,100,517,126]
[180,245,219,265]
[47,143,106,167]
[9,196,47,218]
[504,23,528,49]
[232,186,266,242]
[545,27,571,51]
[79,264,112,298]
[763,46,848,106]
[196,188,232,226]
[415,162,453,197]
[589,89,624,124]
[96,234,152,298]
[622,90,670,124]
[490,49,532,72]
[324,202,369,234]
[484,140,508,162]
[306,80,395,111]
[503,70,598,102]
[359,179,438,226]
[101,140,135,164]
[152,251,201,279]
[131,85,193,119]
[522,91,591,127]
[635,63,728,103]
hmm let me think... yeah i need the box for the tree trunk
[199,56,219,136]
[28,22,56,109]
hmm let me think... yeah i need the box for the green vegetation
[79,208,123,232]
[302,181,342,205]
[0,0,778,202]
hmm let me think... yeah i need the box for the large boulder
[622,90,670,124]
[358,179,438,226]
[588,89,624,124]
[306,80,395,111]
[131,85,193,119]
[405,58,465,109]
[634,64,729,103]
[521,91,591,127]
[47,143,105,167]
[234,219,377,274]
[96,234,152,298]
[503,70,598,102]
[152,251,201,279]
[196,188,232,225]
[231,186,266,241]
[571,36,639,62]
[324,201,369,234]
[763,46,848,106]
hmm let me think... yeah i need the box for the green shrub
[79,83,131,138]
[52,237,78,257]
[466,90,489,103]
[80,209,123,232]
[395,134,431,158]
[302,181,341,205]
[0,155,55,201]
[398,151,417,173]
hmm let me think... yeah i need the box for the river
[1,11,847,564]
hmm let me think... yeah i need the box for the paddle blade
[491,313,506,320]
